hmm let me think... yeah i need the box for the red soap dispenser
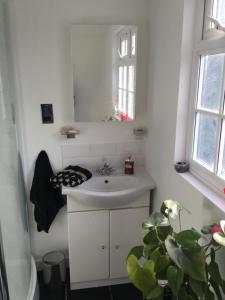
[124,155,134,175]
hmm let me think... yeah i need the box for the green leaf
[201,224,217,235]
[150,295,164,300]
[128,246,144,259]
[143,228,160,248]
[175,229,201,252]
[165,237,207,282]
[210,278,222,300]
[143,225,172,253]
[165,238,181,265]
[221,280,225,294]
[177,239,202,253]
[150,248,160,263]
[167,265,184,296]
[178,287,194,300]
[143,245,156,258]
[126,255,157,298]
[176,229,201,241]
[157,225,173,241]
[183,249,207,282]
[143,213,168,229]
[189,278,206,299]
[189,290,200,300]
[149,248,170,277]
[149,297,163,300]
[208,260,223,286]
[156,255,170,277]
[146,285,164,299]
[205,287,215,300]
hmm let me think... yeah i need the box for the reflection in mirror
[71,25,137,122]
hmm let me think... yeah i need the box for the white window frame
[187,0,225,196]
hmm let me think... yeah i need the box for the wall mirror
[71,25,138,122]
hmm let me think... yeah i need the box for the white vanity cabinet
[66,191,151,290]
[68,210,110,283]
[109,208,148,279]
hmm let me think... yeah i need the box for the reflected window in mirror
[114,27,137,121]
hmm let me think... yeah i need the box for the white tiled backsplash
[61,141,145,171]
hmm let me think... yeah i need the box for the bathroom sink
[62,171,155,208]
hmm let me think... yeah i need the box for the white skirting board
[70,277,130,290]
[27,256,39,300]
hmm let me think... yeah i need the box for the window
[188,0,225,193]
[115,27,137,121]
[0,69,6,121]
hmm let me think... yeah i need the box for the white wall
[147,0,225,276]
[11,0,149,259]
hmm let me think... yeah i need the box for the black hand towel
[30,151,65,233]
[50,165,92,188]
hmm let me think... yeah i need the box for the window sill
[179,172,225,213]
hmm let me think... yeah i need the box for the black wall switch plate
[41,104,54,124]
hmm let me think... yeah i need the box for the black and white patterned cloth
[50,165,92,188]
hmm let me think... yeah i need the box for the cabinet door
[110,207,149,279]
[68,210,109,283]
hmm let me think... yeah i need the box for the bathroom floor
[38,271,143,300]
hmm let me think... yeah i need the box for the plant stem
[206,246,222,258]
[204,244,211,254]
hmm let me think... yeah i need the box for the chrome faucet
[96,162,115,176]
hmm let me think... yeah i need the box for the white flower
[162,200,181,219]
[212,220,225,246]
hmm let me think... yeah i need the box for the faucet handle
[102,157,111,168]
[103,162,110,168]
[95,160,115,175]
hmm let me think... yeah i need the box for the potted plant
[126,200,225,299]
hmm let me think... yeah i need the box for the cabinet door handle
[101,245,107,250]
[115,244,120,249]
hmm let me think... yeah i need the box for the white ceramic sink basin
[62,171,155,208]
[80,175,138,192]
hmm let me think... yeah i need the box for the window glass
[194,113,218,170]
[123,66,127,89]
[123,90,127,113]
[128,66,135,92]
[218,121,225,177]
[212,0,225,26]
[131,33,136,56]
[121,39,128,57]
[119,66,123,89]
[198,54,225,112]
